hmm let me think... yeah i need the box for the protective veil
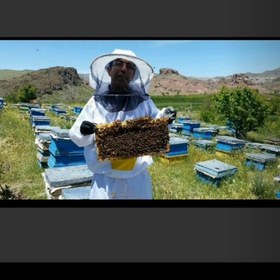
[69,49,167,199]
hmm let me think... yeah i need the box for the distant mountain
[149,67,280,95]
[0,66,279,101]
[245,67,280,79]
[0,66,86,98]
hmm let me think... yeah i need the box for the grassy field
[0,95,280,200]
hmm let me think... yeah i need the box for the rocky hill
[0,67,84,98]
[0,66,280,99]
[150,68,280,95]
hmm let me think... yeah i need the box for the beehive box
[31,115,51,127]
[49,128,84,156]
[182,120,200,135]
[160,137,188,163]
[47,153,86,168]
[193,127,215,140]
[43,165,93,198]
[195,159,237,186]
[164,137,188,157]
[95,117,170,160]
[194,139,216,150]
[60,186,91,200]
[177,116,191,123]
[170,123,183,133]
[245,153,277,171]
[29,108,46,116]
[260,144,280,156]
[216,136,246,153]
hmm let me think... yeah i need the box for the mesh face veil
[89,49,154,96]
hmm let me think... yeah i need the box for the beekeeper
[69,49,176,199]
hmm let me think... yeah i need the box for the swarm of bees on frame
[95,117,170,160]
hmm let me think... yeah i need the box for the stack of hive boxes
[42,165,93,199]
[47,127,86,168]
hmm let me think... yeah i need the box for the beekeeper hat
[89,49,154,94]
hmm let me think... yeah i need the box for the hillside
[0,66,280,102]
[150,68,280,95]
[0,69,34,80]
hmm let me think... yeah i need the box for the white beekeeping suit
[69,49,168,199]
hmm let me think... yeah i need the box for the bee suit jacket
[69,49,167,199]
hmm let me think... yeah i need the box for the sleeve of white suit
[69,97,96,147]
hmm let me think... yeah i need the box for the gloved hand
[80,121,96,135]
[163,106,177,124]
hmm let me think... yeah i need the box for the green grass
[149,146,279,199]
[0,108,47,199]
[151,94,209,112]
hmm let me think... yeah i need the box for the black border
[1,200,280,207]
[1,0,280,262]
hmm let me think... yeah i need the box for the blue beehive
[47,153,86,168]
[182,120,200,136]
[177,116,192,124]
[0,97,5,110]
[193,127,215,140]
[72,106,83,115]
[29,108,46,116]
[195,159,237,186]
[194,139,216,150]
[165,137,188,157]
[245,153,277,171]
[60,186,91,199]
[170,123,183,133]
[216,136,246,153]
[48,128,85,168]
[52,107,67,116]
[31,115,51,127]
[49,128,84,156]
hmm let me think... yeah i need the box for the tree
[17,84,37,103]
[214,86,270,138]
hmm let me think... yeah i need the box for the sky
[1,39,280,78]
